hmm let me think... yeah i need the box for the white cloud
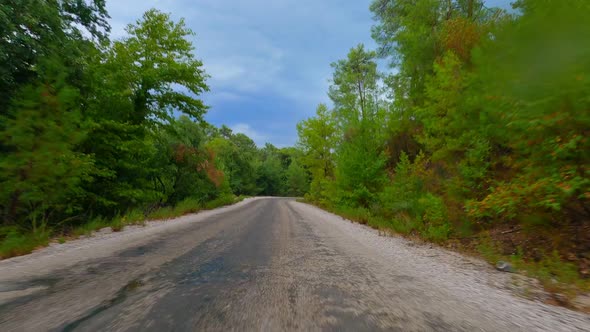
[204,91,244,104]
[204,63,246,82]
[230,123,267,146]
[105,0,373,108]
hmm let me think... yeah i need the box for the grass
[510,250,590,296]
[146,195,241,220]
[424,223,452,243]
[332,205,371,225]
[388,213,422,236]
[476,233,503,262]
[316,202,446,242]
[476,235,590,299]
[0,194,245,260]
[72,217,112,237]
[0,229,50,259]
[202,195,239,210]
[302,200,422,236]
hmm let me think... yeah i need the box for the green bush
[202,195,236,210]
[424,224,451,243]
[147,207,176,220]
[73,217,111,237]
[390,214,422,235]
[379,152,425,218]
[418,193,448,227]
[123,209,147,224]
[173,198,202,214]
[526,251,582,288]
[334,205,371,225]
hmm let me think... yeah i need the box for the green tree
[286,160,309,197]
[109,9,209,125]
[297,104,338,203]
[0,0,109,112]
[207,131,259,196]
[329,46,387,207]
[0,63,94,231]
[80,9,211,214]
[256,144,286,196]
[153,116,224,205]
[329,44,380,127]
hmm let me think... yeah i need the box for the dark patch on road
[0,277,59,312]
[60,279,145,332]
[118,244,157,257]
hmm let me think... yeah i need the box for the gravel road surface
[0,197,589,331]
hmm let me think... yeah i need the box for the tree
[153,116,224,205]
[79,9,211,214]
[0,62,94,231]
[207,132,259,196]
[0,5,298,257]
[370,0,442,111]
[108,9,209,125]
[329,46,387,207]
[329,44,380,127]
[253,144,284,196]
[0,0,109,113]
[286,160,309,197]
[297,104,338,202]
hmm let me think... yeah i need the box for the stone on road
[0,198,589,331]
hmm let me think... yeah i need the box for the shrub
[147,207,175,220]
[173,198,202,214]
[390,213,422,235]
[379,152,424,218]
[332,205,371,225]
[418,193,448,226]
[73,217,110,237]
[202,195,235,210]
[424,224,451,243]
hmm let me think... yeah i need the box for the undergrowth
[479,236,590,297]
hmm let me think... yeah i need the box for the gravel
[289,201,590,332]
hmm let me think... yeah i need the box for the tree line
[297,0,589,280]
[0,1,308,257]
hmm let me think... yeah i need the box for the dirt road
[0,198,588,331]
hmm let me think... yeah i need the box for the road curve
[0,198,589,331]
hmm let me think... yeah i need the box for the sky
[107,0,512,147]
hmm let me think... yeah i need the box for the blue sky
[107,0,512,147]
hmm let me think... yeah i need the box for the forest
[0,2,308,257]
[296,0,589,291]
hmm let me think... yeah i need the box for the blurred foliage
[297,0,589,276]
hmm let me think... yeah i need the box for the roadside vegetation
[0,2,309,258]
[296,0,589,300]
